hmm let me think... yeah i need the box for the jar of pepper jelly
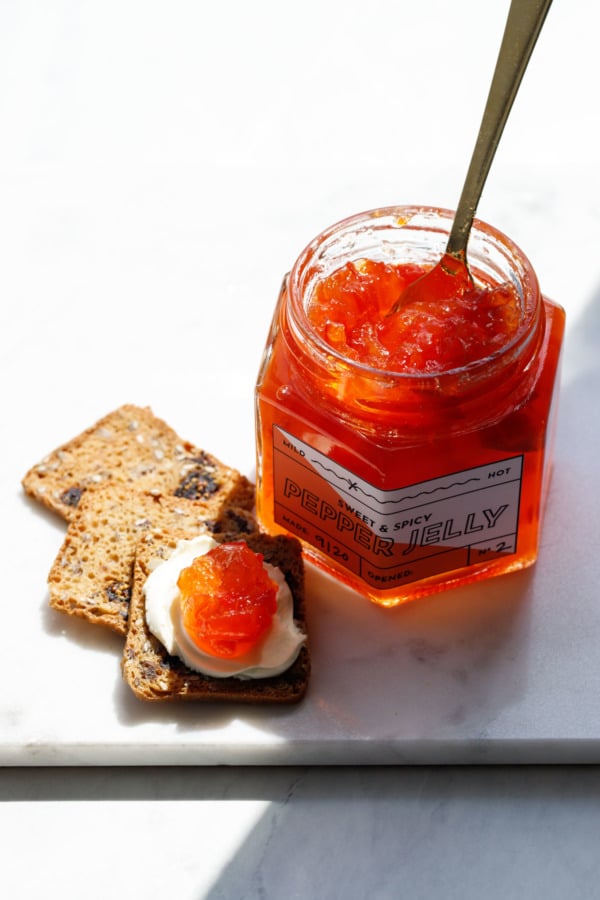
[254,206,565,606]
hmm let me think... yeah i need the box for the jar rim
[287,205,542,383]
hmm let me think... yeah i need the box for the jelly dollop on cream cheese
[143,534,305,679]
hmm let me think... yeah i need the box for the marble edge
[3,738,600,767]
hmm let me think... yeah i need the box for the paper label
[272,425,523,588]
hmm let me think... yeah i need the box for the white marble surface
[2,0,600,769]
[4,764,600,899]
[2,0,600,894]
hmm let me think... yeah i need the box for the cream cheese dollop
[143,534,305,679]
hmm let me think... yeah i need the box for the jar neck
[282,288,544,439]
[281,207,545,440]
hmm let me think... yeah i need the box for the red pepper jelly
[255,207,565,607]
[307,257,522,373]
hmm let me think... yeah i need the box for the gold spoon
[389,0,553,314]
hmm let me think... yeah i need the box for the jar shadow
[80,290,600,762]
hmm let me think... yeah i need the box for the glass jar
[254,206,565,607]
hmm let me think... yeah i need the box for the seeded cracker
[122,532,310,703]
[47,482,259,635]
[22,404,254,521]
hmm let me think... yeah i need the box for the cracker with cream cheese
[122,532,310,703]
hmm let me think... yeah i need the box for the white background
[3,1,600,897]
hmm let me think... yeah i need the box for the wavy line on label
[311,459,481,505]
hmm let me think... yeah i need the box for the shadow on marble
[4,762,600,802]
[104,557,535,755]
[41,597,125,657]
[5,763,600,900]
[546,280,600,579]
[20,491,69,537]
[27,285,600,759]
[30,463,540,751]
[199,765,600,900]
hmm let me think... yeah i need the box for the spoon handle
[446,0,553,260]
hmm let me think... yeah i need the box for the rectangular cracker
[122,532,310,703]
[47,482,259,635]
[22,404,254,521]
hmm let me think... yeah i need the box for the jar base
[300,543,539,608]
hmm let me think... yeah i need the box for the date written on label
[279,510,350,563]
[314,534,349,562]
